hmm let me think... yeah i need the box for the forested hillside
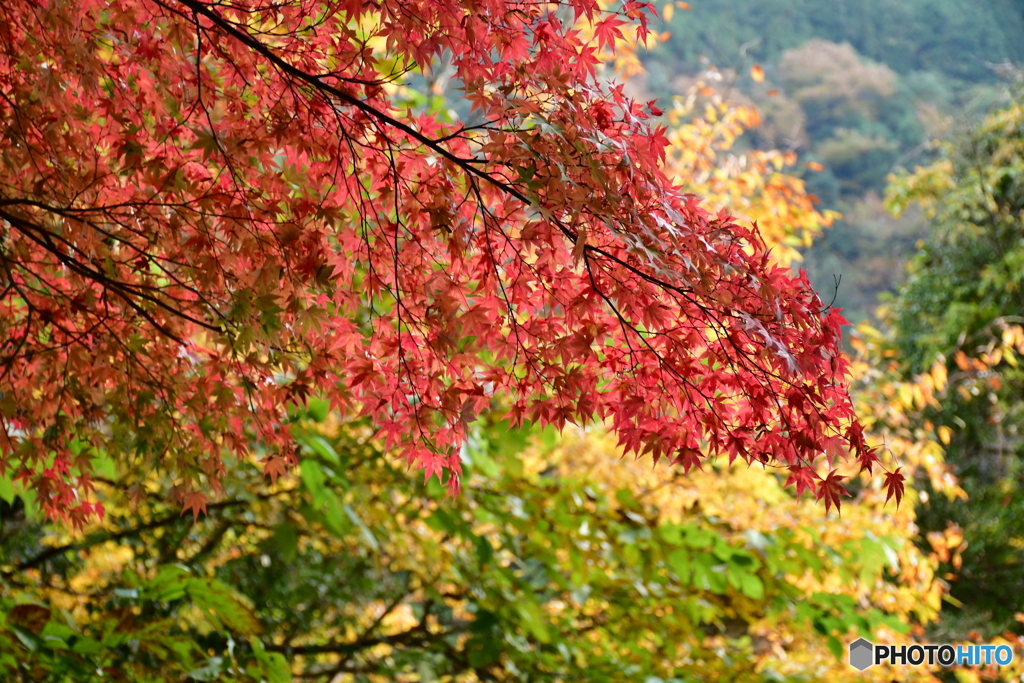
[656,0,1024,81]
[640,0,1024,321]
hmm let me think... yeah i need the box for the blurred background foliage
[0,409,939,682]
[638,1,1023,322]
[5,3,1024,681]
[882,96,1024,643]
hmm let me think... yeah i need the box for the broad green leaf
[516,600,551,643]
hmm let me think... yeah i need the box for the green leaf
[516,600,551,643]
[682,526,716,549]
[691,553,727,594]
[667,548,691,583]
[145,565,191,602]
[272,523,299,562]
[90,450,117,479]
[40,622,75,640]
[306,398,330,422]
[425,509,460,535]
[188,579,262,635]
[658,523,684,546]
[418,661,438,683]
[251,636,292,683]
[826,635,843,660]
[469,448,500,479]
[466,634,501,668]
[738,572,764,600]
[300,460,328,507]
[475,535,494,565]
[71,636,105,655]
[0,473,13,504]
[188,657,226,681]
[344,504,379,551]
[304,433,340,465]
[322,494,350,538]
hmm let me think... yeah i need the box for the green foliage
[640,1,1017,324]
[0,408,918,682]
[656,0,1024,82]
[883,89,1024,635]
[801,193,928,324]
[888,95,1024,374]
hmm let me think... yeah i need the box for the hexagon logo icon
[849,638,874,671]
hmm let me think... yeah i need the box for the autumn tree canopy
[0,0,881,522]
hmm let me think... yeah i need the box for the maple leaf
[783,466,819,497]
[263,456,289,485]
[0,0,871,521]
[816,470,850,515]
[883,467,906,508]
[672,447,704,473]
[593,15,627,51]
[181,491,209,521]
[856,446,879,474]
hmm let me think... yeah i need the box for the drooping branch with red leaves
[0,0,879,523]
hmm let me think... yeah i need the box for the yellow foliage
[538,36,983,680]
[660,91,836,267]
[519,425,944,681]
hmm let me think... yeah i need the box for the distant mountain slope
[658,0,1024,81]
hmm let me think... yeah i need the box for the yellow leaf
[750,64,765,83]
[662,2,674,22]
[937,425,953,445]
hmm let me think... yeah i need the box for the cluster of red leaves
[0,0,879,522]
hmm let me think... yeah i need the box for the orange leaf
[181,491,209,520]
[766,88,779,96]
[806,161,824,171]
[750,65,765,83]
[263,456,289,484]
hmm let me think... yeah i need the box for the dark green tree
[885,85,1024,636]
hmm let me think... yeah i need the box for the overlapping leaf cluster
[0,0,873,522]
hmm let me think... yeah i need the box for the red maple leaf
[263,456,290,485]
[783,466,819,497]
[816,470,850,515]
[883,467,906,508]
[0,0,871,521]
[856,446,880,474]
